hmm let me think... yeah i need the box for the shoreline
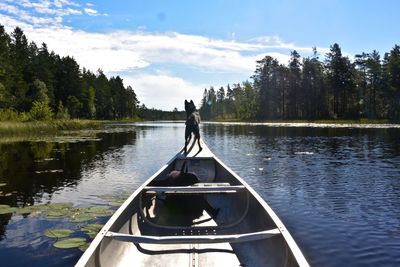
[1,118,400,136]
[203,121,400,129]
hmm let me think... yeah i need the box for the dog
[150,161,219,223]
[184,100,202,154]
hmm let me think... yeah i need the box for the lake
[0,122,399,266]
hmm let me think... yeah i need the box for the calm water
[0,122,399,266]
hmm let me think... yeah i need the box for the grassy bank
[0,119,103,135]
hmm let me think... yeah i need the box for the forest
[200,45,400,121]
[0,25,139,121]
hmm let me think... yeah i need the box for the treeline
[0,25,138,121]
[138,105,186,120]
[200,44,400,121]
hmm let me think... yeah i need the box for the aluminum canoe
[76,140,310,267]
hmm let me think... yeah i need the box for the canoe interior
[79,156,302,267]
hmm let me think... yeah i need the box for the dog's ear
[185,100,188,104]
[190,100,194,104]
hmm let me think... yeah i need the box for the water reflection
[0,130,138,238]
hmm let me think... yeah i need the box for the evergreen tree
[384,45,400,119]
[325,43,356,118]
[9,27,30,111]
[0,26,12,108]
[302,48,327,118]
[94,70,113,119]
[216,86,225,117]
[288,50,302,118]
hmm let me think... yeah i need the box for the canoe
[76,140,310,267]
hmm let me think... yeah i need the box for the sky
[1,0,399,110]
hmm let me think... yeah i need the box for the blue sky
[1,0,399,110]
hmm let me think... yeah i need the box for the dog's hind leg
[197,137,202,152]
[184,136,189,154]
[193,128,202,152]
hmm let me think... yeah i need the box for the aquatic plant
[81,224,104,238]
[53,238,87,249]
[44,229,74,238]
[0,204,17,214]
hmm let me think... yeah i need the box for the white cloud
[84,8,97,16]
[1,3,325,75]
[251,35,331,55]
[124,74,206,111]
[1,0,99,27]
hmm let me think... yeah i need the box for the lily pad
[70,213,95,222]
[47,203,74,210]
[79,242,90,252]
[34,204,52,211]
[29,210,42,217]
[80,206,114,217]
[87,206,110,213]
[53,238,86,249]
[81,224,103,238]
[0,183,6,187]
[85,231,97,238]
[45,210,70,219]
[108,200,125,207]
[16,206,39,215]
[0,206,16,214]
[81,224,104,232]
[90,210,114,217]
[44,229,74,238]
[98,194,117,200]
[0,204,11,209]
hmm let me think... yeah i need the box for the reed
[0,120,102,135]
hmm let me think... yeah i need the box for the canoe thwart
[105,228,280,244]
[144,183,246,194]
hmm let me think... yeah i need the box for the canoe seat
[105,228,280,244]
[144,183,245,194]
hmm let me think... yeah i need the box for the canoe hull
[76,141,309,267]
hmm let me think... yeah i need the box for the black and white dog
[184,100,202,154]
[150,161,219,221]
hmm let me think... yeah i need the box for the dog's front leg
[184,128,191,154]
